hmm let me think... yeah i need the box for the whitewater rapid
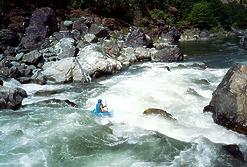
[86,62,247,145]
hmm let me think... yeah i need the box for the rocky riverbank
[0,7,184,110]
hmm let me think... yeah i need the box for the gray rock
[84,34,98,43]
[143,108,176,121]
[204,64,247,135]
[18,77,31,84]
[0,67,10,78]
[151,46,183,62]
[0,98,7,109]
[9,66,22,79]
[73,17,90,36]
[222,144,245,162]
[53,31,74,41]
[167,27,182,43]
[20,7,58,51]
[199,31,210,38]
[118,47,137,66]
[22,50,43,65]
[0,86,27,110]
[125,27,153,48]
[31,70,46,85]
[0,29,20,46]
[89,24,110,38]
[34,90,61,96]
[0,54,4,61]
[15,52,24,61]
[42,44,122,83]
[23,98,77,108]
[240,36,247,48]
[54,38,75,59]
[63,21,73,27]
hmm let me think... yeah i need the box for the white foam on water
[20,83,73,105]
[169,137,218,167]
[88,62,247,145]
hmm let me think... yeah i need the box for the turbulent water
[1,39,247,167]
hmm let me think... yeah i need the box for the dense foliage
[1,0,247,30]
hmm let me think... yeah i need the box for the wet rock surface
[143,108,176,121]
[204,64,247,135]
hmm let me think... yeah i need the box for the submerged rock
[222,144,245,162]
[204,64,247,135]
[23,98,77,108]
[143,108,176,121]
[34,89,63,96]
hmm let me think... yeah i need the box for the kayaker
[95,99,108,113]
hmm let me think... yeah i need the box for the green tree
[189,1,217,30]
[225,2,247,29]
[207,0,230,29]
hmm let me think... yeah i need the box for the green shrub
[149,9,173,25]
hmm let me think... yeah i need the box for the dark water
[180,38,247,68]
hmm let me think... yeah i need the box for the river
[0,38,247,167]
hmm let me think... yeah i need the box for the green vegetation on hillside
[1,0,247,30]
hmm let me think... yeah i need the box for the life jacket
[95,103,102,113]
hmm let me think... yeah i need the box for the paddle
[104,100,109,112]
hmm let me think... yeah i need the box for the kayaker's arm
[100,104,107,112]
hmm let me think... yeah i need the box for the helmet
[98,99,102,103]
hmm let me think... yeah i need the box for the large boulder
[125,27,153,48]
[118,47,138,66]
[143,108,176,121]
[118,46,152,66]
[73,17,92,36]
[0,86,27,110]
[204,64,247,135]
[54,38,75,59]
[42,44,122,83]
[151,45,183,62]
[167,27,182,43]
[20,7,58,51]
[89,24,110,39]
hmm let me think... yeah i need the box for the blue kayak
[91,109,113,117]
